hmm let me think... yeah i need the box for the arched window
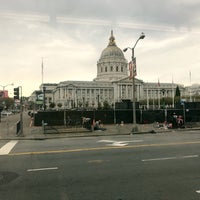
[121,66,123,72]
[105,67,107,72]
[110,66,113,71]
[116,66,119,72]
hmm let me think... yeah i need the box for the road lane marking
[8,140,200,156]
[98,139,143,146]
[109,142,128,146]
[142,155,199,162]
[88,160,109,164]
[27,167,58,172]
[182,155,199,158]
[142,156,178,162]
[98,140,115,143]
[0,140,18,155]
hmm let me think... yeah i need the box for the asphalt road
[0,131,200,200]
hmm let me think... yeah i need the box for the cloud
[0,0,200,96]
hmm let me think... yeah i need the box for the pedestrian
[94,120,100,130]
[94,120,106,131]
[28,111,34,127]
[172,113,177,128]
[177,115,183,128]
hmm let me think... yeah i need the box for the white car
[1,110,13,116]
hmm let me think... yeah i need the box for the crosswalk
[0,140,18,155]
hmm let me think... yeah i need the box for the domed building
[49,31,145,109]
[94,30,128,82]
[31,31,183,110]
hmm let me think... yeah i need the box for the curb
[0,129,168,140]
[1,126,200,141]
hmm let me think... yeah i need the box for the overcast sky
[0,0,200,96]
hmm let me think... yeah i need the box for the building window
[116,66,119,72]
[105,66,107,72]
[105,89,107,96]
[121,66,123,72]
[63,89,65,99]
[101,67,103,72]
[110,66,113,71]
[77,89,81,95]
[82,89,85,95]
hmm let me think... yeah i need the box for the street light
[0,83,14,97]
[123,32,145,132]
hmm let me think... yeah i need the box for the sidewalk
[0,112,199,140]
[0,113,166,140]
[25,123,160,140]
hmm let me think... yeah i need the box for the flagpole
[172,75,174,107]
[42,57,44,86]
[189,70,192,102]
[41,57,46,111]
[147,82,149,109]
[158,78,160,109]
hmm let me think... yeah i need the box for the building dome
[94,31,128,82]
[100,40,125,60]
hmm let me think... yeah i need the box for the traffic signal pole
[19,86,23,136]
[14,87,19,99]
[14,86,23,136]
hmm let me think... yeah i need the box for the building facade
[30,31,184,109]
[0,90,9,98]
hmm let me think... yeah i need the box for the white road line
[98,140,115,143]
[27,167,58,172]
[0,140,18,155]
[98,139,143,143]
[182,155,199,159]
[108,142,129,146]
[142,155,199,162]
[98,139,143,146]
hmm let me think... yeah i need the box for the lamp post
[123,32,145,132]
[0,83,14,97]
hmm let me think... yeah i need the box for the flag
[129,58,137,79]
[133,58,137,77]
[128,61,133,79]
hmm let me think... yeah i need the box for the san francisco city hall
[30,31,185,109]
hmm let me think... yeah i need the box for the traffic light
[14,87,19,100]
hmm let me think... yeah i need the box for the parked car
[1,110,13,116]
